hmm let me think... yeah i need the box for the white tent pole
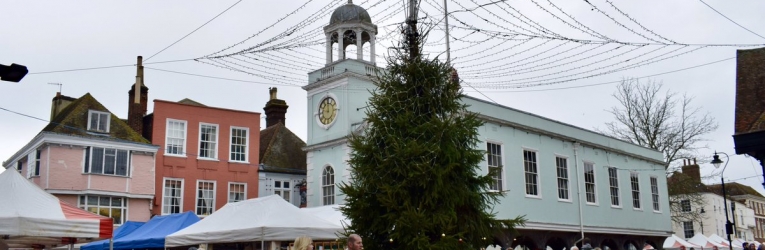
[109,238,113,250]
[261,228,264,250]
[68,243,74,250]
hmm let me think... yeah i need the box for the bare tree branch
[600,78,719,224]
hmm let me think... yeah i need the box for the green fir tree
[338,27,525,250]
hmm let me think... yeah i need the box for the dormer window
[88,110,110,133]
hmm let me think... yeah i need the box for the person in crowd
[581,238,593,250]
[347,234,363,250]
[293,236,314,250]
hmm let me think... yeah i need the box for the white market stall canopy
[689,234,726,249]
[708,234,743,249]
[300,204,350,228]
[663,234,700,249]
[0,169,113,248]
[165,195,343,247]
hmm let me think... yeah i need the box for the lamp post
[711,152,733,250]
[698,208,706,234]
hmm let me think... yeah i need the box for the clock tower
[302,0,378,207]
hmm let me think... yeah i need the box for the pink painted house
[2,92,158,225]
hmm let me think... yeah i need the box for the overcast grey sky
[1,0,764,193]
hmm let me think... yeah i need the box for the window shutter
[26,151,35,178]
[84,147,91,173]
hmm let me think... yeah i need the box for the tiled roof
[750,110,765,132]
[259,123,306,174]
[177,98,206,107]
[42,93,149,144]
[707,182,765,198]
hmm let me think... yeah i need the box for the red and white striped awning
[0,169,113,248]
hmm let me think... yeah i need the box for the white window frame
[486,141,504,192]
[555,155,570,202]
[651,176,661,212]
[322,165,335,205]
[607,167,621,208]
[523,149,540,198]
[78,195,128,225]
[31,148,41,177]
[85,147,130,177]
[229,126,249,163]
[87,110,110,133]
[683,221,694,239]
[162,178,184,215]
[165,119,187,157]
[198,123,219,160]
[228,182,247,203]
[630,172,642,210]
[273,180,292,203]
[196,180,216,216]
[583,161,597,205]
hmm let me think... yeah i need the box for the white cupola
[324,0,378,65]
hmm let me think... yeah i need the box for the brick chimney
[734,48,765,134]
[128,56,149,135]
[263,87,288,127]
[681,158,702,183]
[50,92,75,120]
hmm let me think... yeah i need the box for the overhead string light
[448,0,547,38]
[459,42,592,74]
[468,0,564,39]
[217,57,306,82]
[197,58,302,86]
[205,0,344,59]
[472,45,707,88]
[464,40,576,68]
[459,39,554,69]
[583,0,673,44]
[203,0,335,58]
[464,44,645,78]
[603,0,679,44]
[460,43,611,76]
[537,0,613,41]
[470,45,674,84]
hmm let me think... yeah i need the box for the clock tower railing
[307,59,379,84]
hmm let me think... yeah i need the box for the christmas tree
[339,24,524,250]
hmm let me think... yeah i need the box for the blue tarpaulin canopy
[84,211,199,250]
[81,221,145,250]
[114,211,199,250]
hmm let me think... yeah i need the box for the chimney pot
[264,87,287,128]
[269,87,277,100]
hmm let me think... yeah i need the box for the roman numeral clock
[316,94,338,129]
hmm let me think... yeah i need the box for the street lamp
[0,63,29,82]
[711,152,733,250]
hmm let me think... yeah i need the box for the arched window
[322,166,335,205]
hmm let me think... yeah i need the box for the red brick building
[146,99,260,216]
[125,57,261,217]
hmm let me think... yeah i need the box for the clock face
[318,97,337,125]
